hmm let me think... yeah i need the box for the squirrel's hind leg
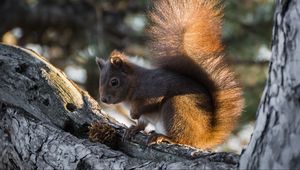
[159,94,213,148]
[147,132,175,146]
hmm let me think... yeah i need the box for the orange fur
[148,0,244,148]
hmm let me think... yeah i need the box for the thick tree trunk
[0,44,238,169]
[239,0,300,169]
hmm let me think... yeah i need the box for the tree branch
[0,44,238,169]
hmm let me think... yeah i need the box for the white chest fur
[140,112,167,135]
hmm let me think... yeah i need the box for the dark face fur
[96,50,132,104]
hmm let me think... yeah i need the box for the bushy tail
[148,0,244,145]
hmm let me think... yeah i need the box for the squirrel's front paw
[122,125,141,141]
[130,112,141,119]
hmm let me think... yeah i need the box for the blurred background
[0,0,274,153]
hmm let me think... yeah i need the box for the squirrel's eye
[110,78,120,87]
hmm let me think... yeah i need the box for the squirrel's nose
[101,97,108,103]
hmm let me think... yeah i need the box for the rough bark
[239,0,300,169]
[0,44,239,169]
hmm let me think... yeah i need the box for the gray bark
[239,0,300,169]
[0,44,238,169]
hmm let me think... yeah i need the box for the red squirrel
[96,0,244,149]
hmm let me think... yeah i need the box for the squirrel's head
[96,50,133,104]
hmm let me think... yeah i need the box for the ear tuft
[96,57,105,70]
[109,50,132,73]
[110,50,123,57]
[110,50,124,68]
[110,57,123,68]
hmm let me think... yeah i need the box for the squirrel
[95,0,244,149]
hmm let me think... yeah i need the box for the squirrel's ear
[109,50,132,73]
[110,56,123,68]
[96,57,105,70]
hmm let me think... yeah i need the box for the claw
[122,125,141,142]
[130,112,141,120]
[147,133,174,146]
